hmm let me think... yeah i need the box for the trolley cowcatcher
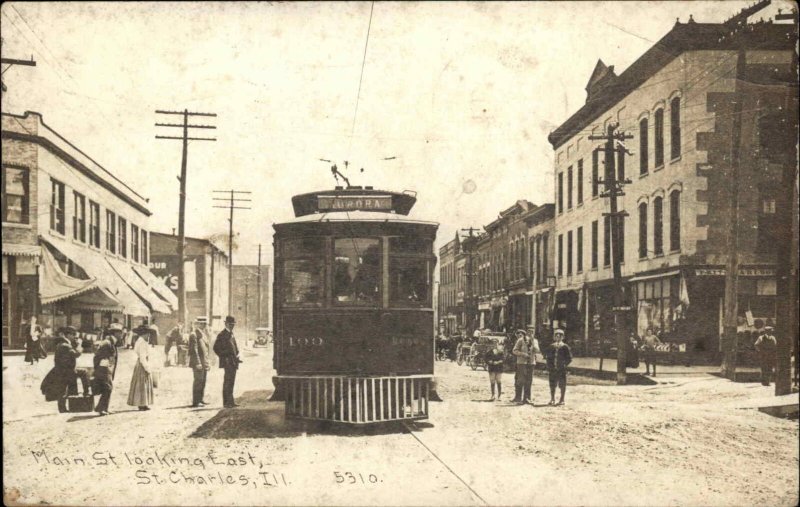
[270,185,438,424]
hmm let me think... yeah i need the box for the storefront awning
[42,236,150,317]
[39,244,121,310]
[629,270,681,283]
[132,265,178,309]
[106,257,173,314]
[2,243,40,257]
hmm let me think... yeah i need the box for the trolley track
[401,421,489,506]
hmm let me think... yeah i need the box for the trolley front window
[389,236,432,255]
[333,238,381,305]
[389,257,430,307]
[283,259,323,305]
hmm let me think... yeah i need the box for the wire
[347,1,375,158]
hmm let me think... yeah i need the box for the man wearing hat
[213,316,241,408]
[754,326,777,386]
[544,329,573,405]
[93,323,121,415]
[40,326,90,413]
[511,328,540,404]
[188,317,211,407]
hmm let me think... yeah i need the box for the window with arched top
[639,118,649,174]
[653,196,664,255]
[670,97,681,159]
[639,202,648,259]
[654,109,664,167]
[670,190,681,251]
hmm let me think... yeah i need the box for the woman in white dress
[127,331,154,410]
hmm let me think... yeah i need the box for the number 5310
[334,471,380,484]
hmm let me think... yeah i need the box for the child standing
[485,340,506,401]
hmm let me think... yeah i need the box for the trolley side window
[333,238,381,305]
[282,238,324,306]
[389,257,430,307]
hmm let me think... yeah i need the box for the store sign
[695,267,776,277]
[317,195,392,212]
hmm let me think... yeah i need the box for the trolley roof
[291,187,418,217]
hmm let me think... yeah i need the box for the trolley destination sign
[317,195,393,212]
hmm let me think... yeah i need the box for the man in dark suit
[94,324,120,416]
[188,317,211,407]
[213,316,241,408]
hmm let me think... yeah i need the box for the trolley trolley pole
[590,123,632,386]
[155,109,217,326]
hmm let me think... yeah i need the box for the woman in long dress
[127,330,154,410]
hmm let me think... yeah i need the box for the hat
[764,326,774,332]
[554,328,565,336]
[514,329,526,336]
[225,316,236,324]
[108,323,124,331]
[195,316,208,324]
[58,326,78,335]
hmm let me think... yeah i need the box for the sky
[1,1,794,269]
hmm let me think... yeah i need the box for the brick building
[148,232,229,334]
[525,204,556,340]
[437,234,461,336]
[2,111,176,348]
[547,8,798,359]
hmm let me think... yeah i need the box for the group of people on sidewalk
[483,327,573,406]
[40,315,243,415]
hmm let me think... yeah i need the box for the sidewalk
[558,356,761,383]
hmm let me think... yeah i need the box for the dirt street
[3,345,798,506]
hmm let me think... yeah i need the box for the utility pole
[212,189,252,315]
[257,244,262,328]
[590,123,632,386]
[720,47,747,381]
[155,109,217,326]
[461,227,480,339]
[0,38,36,94]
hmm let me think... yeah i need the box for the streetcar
[270,183,438,424]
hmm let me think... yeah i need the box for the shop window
[50,179,66,234]
[333,238,381,305]
[73,192,86,243]
[653,196,663,256]
[591,220,598,269]
[670,97,681,159]
[654,108,664,167]
[106,210,116,253]
[2,166,29,224]
[638,203,648,259]
[89,201,101,248]
[669,190,680,251]
[639,118,649,175]
[118,216,127,258]
[592,150,599,197]
[635,277,676,336]
[577,159,584,205]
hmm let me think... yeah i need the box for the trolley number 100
[333,471,381,485]
[287,337,325,347]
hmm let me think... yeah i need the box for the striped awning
[2,243,40,257]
